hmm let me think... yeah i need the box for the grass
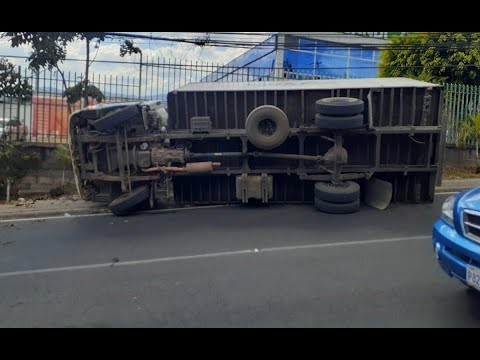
[443,166,480,180]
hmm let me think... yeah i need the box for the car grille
[463,209,480,244]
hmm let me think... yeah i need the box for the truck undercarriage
[69,78,445,215]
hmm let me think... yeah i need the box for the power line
[105,32,480,50]
[3,53,480,72]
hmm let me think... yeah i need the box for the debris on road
[14,198,35,208]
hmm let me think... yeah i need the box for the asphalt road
[1,194,480,328]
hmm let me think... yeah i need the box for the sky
[0,32,271,78]
[0,32,272,99]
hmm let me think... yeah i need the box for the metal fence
[0,56,477,145]
[443,83,480,145]
[1,68,142,144]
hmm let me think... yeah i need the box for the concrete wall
[15,145,75,198]
[444,145,479,168]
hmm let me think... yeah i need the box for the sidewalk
[435,179,480,193]
[0,198,109,220]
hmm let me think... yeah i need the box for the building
[203,32,393,82]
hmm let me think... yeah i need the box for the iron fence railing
[443,83,480,145]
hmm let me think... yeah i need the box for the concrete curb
[0,206,110,220]
[435,187,472,194]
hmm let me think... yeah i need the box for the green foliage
[379,32,480,85]
[3,32,106,71]
[457,113,480,145]
[55,144,71,168]
[63,82,105,104]
[0,143,40,180]
[458,113,480,171]
[120,40,142,57]
[0,142,40,199]
[0,58,32,99]
[55,144,72,188]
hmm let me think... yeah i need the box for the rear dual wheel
[314,181,361,214]
[315,97,365,131]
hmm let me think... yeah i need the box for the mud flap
[364,178,392,210]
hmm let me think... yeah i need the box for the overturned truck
[69,78,445,215]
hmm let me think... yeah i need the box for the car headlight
[441,195,455,226]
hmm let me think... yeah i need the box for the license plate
[466,265,480,290]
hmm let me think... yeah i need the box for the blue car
[433,189,480,292]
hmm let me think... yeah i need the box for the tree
[0,58,32,99]
[120,40,142,58]
[379,32,480,85]
[120,40,143,99]
[3,32,106,112]
[63,82,105,105]
[55,144,71,187]
[458,113,480,172]
[0,58,34,201]
[0,143,39,202]
[78,33,106,107]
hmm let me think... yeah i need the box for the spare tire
[245,105,290,150]
[109,185,150,216]
[314,181,360,203]
[315,97,364,116]
[94,105,142,132]
[315,114,364,130]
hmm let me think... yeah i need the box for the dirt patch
[444,166,480,180]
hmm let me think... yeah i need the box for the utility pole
[82,37,91,109]
[138,51,143,100]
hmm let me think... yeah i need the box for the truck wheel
[314,181,360,203]
[314,198,360,214]
[94,105,142,132]
[315,97,364,116]
[245,105,290,150]
[108,185,150,216]
[315,114,364,130]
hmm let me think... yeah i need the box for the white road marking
[0,205,232,224]
[260,235,431,252]
[435,192,460,196]
[0,235,430,279]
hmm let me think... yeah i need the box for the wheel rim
[257,118,277,136]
